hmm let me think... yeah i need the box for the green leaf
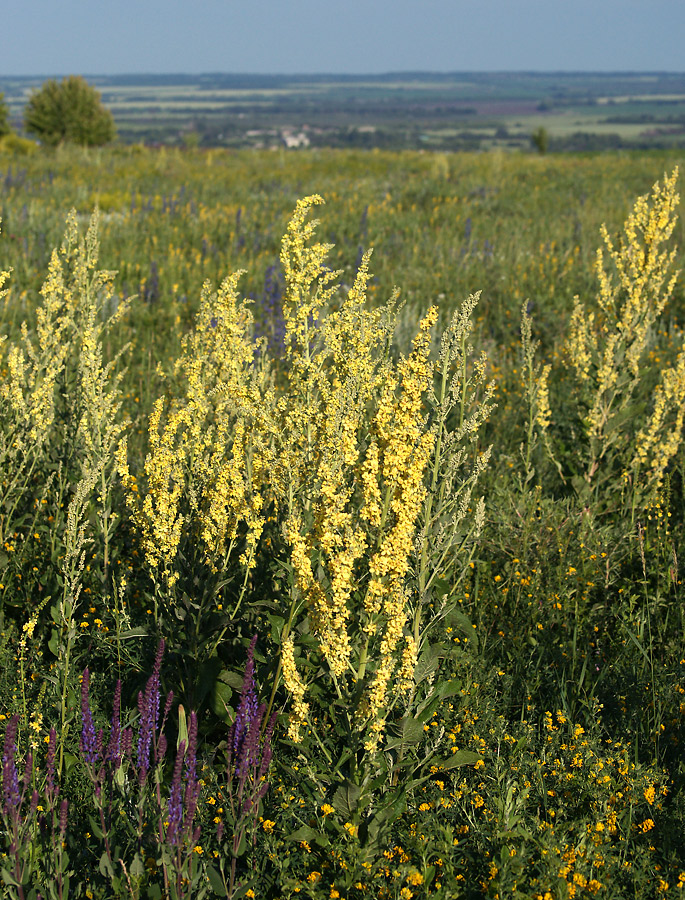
[62,751,78,774]
[433,750,482,769]
[130,853,145,878]
[178,705,188,750]
[88,814,105,840]
[435,677,463,701]
[1,868,21,887]
[267,612,286,642]
[194,655,223,707]
[206,864,228,896]
[219,669,245,692]
[332,780,362,820]
[445,606,476,636]
[384,715,426,750]
[48,628,59,657]
[99,851,115,878]
[210,679,233,722]
[115,626,148,639]
[286,824,321,843]
[432,576,451,599]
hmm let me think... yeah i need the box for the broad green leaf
[332,780,362,820]
[432,750,482,769]
[384,715,425,750]
[210,679,233,721]
[206,864,228,896]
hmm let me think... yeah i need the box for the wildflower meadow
[0,144,684,899]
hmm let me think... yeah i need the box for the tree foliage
[24,76,116,147]
[0,94,10,138]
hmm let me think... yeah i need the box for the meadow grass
[0,145,684,898]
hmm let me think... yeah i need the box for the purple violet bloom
[137,640,165,781]
[183,711,200,824]
[105,680,122,767]
[46,728,57,798]
[80,669,99,767]
[167,739,186,846]
[121,728,133,760]
[2,715,20,815]
[58,799,68,836]
[231,635,260,779]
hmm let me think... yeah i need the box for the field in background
[3,72,685,150]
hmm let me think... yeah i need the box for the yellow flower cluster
[120,270,271,583]
[561,168,684,500]
[281,635,309,743]
[356,310,437,745]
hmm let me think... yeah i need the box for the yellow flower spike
[555,169,684,506]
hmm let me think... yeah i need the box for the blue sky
[5,0,685,76]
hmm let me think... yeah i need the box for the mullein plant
[117,268,274,696]
[0,209,127,598]
[122,195,492,852]
[267,198,492,851]
[0,210,129,778]
[535,169,685,520]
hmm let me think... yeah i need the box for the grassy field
[0,144,684,898]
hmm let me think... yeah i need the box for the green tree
[24,76,116,147]
[0,94,10,137]
[531,126,549,154]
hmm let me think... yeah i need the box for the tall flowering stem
[272,199,461,751]
[221,635,277,899]
[78,641,176,896]
[0,715,71,899]
[558,168,684,516]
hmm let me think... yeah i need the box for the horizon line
[2,69,685,79]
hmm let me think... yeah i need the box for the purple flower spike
[167,739,186,846]
[46,728,57,797]
[58,798,68,836]
[106,680,122,767]
[80,669,99,767]
[2,715,20,815]
[137,640,165,780]
[184,711,200,825]
[231,635,261,779]
[121,728,133,760]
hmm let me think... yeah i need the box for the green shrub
[24,76,116,148]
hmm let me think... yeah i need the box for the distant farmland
[3,71,685,150]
